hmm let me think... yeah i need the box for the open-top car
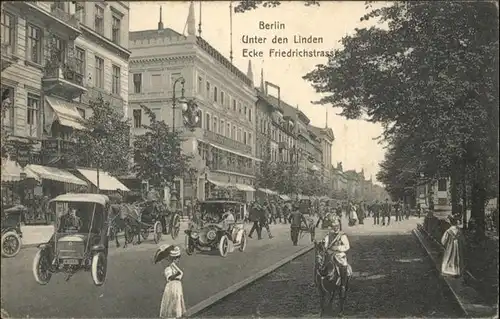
[184,199,247,257]
[32,193,110,286]
[1,204,27,258]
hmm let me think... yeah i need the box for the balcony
[41,137,75,165]
[1,43,19,71]
[80,87,125,115]
[10,2,81,40]
[203,130,252,154]
[207,161,255,176]
[43,61,86,100]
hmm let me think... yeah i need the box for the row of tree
[236,1,499,237]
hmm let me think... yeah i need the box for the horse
[313,240,350,317]
[108,203,143,248]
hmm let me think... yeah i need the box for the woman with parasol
[154,245,186,318]
[440,215,466,277]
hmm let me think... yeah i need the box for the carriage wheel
[141,229,150,240]
[1,231,22,258]
[239,231,247,252]
[219,235,229,257]
[124,225,134,244]
[91,252,107,286]
[171,214,181,240]
[33,249,52,285]
[185,234,194,255]
[153,221,162,244]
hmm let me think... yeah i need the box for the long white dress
[440,225,465,276]
[160,262,186,319]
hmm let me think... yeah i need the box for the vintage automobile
[184,199,247,257]
[32,193,110,286]
[1,205,27,258]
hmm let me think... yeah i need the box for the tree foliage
[133,105,192,189]
[234,0,319,13]
[302,1,498,235]
[68,96,131,175]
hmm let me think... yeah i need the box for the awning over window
[1,159,40,182]
[207,178,235,189]
[205,142,262,162]
[279,194,291,201]
[234,183,255,192]
[257,188,278,195]
[45,96,85,131]
[27,164,86,185]
[77,169,130,191]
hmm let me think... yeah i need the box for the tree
[234,0,319,13]
[301,1,498,237]
[68,96,131,175]
[133,105,192,190]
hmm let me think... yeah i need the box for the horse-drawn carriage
[32,193,110,286]
[184,199,247,257]
[1,204,26,258]
[298,199,317,242]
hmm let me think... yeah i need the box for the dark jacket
[288,210,307,227]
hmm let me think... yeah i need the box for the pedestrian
[282,202,290,224]
[382,198,391,226]
[260,201,274,239]
[404,203,411,220]
[394,200,402,222]
[358,202,365,225]
[269,200,277,224]
[248,201,262,239]
[154,245,186,319]
[441,216,466,278]
[288,203,307,246]
[416,203,422,218]
[373,200,380,225]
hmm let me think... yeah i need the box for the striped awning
[77,168,130,191]
[27,164,86,185]
[1,159,40,182]
[234,183,255,192]
[207,179,235,189]
[257,188,278,195]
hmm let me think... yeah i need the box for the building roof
[129,28,182,41]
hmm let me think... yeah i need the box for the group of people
[345,198,417,226]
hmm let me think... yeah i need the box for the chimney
[247,60,254,87]
[158,6,164,30]
[187,1,196,36]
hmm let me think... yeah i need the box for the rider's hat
[331,218,340,227]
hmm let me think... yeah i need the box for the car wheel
[239,231,247,252]
[91,252,107,286]
[218,235,229,257]
[1,231,22,258]
[171,214,181,240]
[33,249,52,285]
[185,234,194,255]
[153,221,162,244]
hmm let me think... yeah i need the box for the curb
[185,244,315,318]
[412,227,496,318]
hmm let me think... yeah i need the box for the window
[213,116,217,133]
[197,76,203,94]
[226,122,230,137]
[27,94,40,126]
[95,5,104,35]
[77,108,86,119]
[94,56,104,88]
[1,11,15,53]
[220,91,224,106]
[438,179,447,192]
[249,133,252,145]
[53,35,67,63]
[75,2,85,23]
[243,132,247,145]
[244,106,247,117]
[75,47,85,75]
[132,109,142,128]
[206,82,211,97]
[112,15,121,44]
[170,72,181,86]
[249,109,252,122]
[237,128,242,142]
[205,113,211,131]
[112,65,121,94]
[238,102,242,113]
[1,86,14,130]
[232,99,237,112]
[53,2,65,10]
[151,74,162,92]
[133,73,142,93]
[213,86,218,102]
[26,24,41,64]
[232,125,236,139]
[220,119,224,135]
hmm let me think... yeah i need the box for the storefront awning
[77,169,130,191]
[279,194,291,201]
[204,142,262,162]
[207,178,235,189]
[257,188,278,195]
[1,159,40,182]
[27,164,86,185]
[234,183,255,192]
[45,96,85,131]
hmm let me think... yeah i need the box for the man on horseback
[323,218,350,297]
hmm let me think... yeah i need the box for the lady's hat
[153,244,181,264]
[170,245,181,257]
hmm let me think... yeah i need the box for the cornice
[80,25,131,60]
[130,55,195,65]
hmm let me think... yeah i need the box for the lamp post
[172,77,188,132]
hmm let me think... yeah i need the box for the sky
[129,1,387,183]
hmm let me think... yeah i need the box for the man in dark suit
[248,201,262,239]
[373,200,381,225]
[382,198,391,226]
[288,203,307,246]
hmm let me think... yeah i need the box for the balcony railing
[44,61,84,86]
[203,130,252,154]
[50,7,80,29]
[207,161,255,176]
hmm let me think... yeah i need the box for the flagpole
[229,1,233,63]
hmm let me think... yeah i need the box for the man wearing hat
[248,201,262,239]
[323,218,351,297]
[288,203,308,246]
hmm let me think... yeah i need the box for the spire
[187,1,196,36]
[247,60,254,86]
[198,1,202,37]
[260,68,264,92]
[158,6,164,30]
[229,1,234,63]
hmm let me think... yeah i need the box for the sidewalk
[414,225,497,317]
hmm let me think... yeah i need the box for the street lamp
[172,77,188,132]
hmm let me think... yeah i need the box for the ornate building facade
[128,3,258,206]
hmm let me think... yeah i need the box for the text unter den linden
[241,21,333,58]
